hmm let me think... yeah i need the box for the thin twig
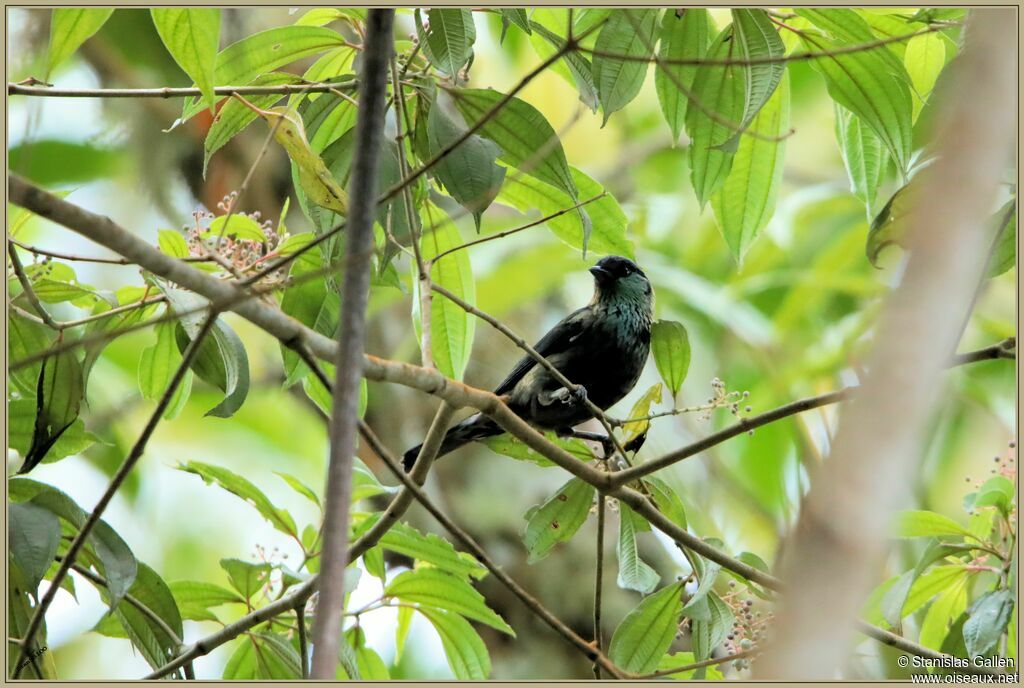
[390,55,434,370]
[428,193,607,265]
[12,314,217,678]
[640,647,759,679]
[577,23,949,67]
[310,10,394,678]
[8,240,60,329]
[7,80,357,98]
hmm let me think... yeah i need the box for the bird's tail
[402,413,501,471]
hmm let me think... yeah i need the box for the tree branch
[310,9,394,679]
[7,79,357,98]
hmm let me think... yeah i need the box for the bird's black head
[589,256,652,303]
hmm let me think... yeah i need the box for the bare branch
[7,79,357,98]
[310,9,394,678]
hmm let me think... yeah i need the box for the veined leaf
[620,383,663,449]
[169,580,245,622]
[178,26,348,123]
[450,88,578,200]
[920,572,969,650]
[608,581,684,673]
[893,510,972,539]
[835,104,887,219]
[522,477,595,563]
[413,202,476,381]
[655,9,713,144]
[650,320,691,398]
[724,9,786,150]
[138,320,192,419]
[690,591,734,660]
[286,46,356,109]
[797,16,912,175]
[904,31,947,120]
[279,244,339,385]
[617,504,660,594]
[23,350,84,474]
[417,8,477,79]
[177,461,297,537]
[375,521,487,580]
[220,558,272,601]
[485,431,594,467]
[686,27,745,205]
[711,74,790,263]
[151,9,220,111]
[426,98,506,229]
[385,568,514,635]
[528,21,597,112]
[499,9,531,40]
[963,589,1013,658]
[592,9,658,125]
[47,8,115,76]
[204,72,302,175]
[9,501,61,592]
[174,317,250,418]
[417,607,491,679]
[496,167,632,258]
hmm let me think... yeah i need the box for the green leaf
[986,199,1016,279]
[347,627,390,679]
[23,350,84,474]
[287,46,356,109]
[920,570,969,650]
[690,591,734,661]
[499,9,531,40]
[179,26,348,123]
[643,476,688,530]
[413,202,476,381]
[275,471,321,510]
[835,104,887,218]
[655,9,713,144]
[174,317,250,418]
[904,31,946,120]
[484,431,593,467]
[203,72,302,174]
[686,27,746,205]
[796,10,912,174]
[223,633,301,679]
[375,521,487,580]
[157,229,190,259]
[178,461,297,537]
[279,247,339,385]
[385,568,514,635]
[711,73,790,262]
[620,383,663,449]
[963,589,1014,658]
[972,475,1015,515]
[726,9,786,148]
[682,558,722,622]
[47,8,115,76]
[169,580,244,622]
[220,558,272,601]
[8,311,54,396]
[9,501,61,592]
[528,21,597,112]
[608,581,684,673]
[650,319,691,398]
[592,9,658,125]
[427,98,506,229]
[880,541,966,628]
[417,607,491,679]
[617,504,660,594]
[496,166,632,258]
[151,9,220,112]
[9,140,123,186]
[138,320,190,420]
[95,563,184,674]
[450,88,578,200]
[417,9,477,79]
[894,510,972,540]
[522,477,595,563]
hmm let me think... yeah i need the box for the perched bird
[403,255,654,471]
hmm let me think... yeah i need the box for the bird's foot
[566,385,588,406]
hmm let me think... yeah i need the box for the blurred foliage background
[6,6,1016,679]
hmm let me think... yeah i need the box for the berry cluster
[182,192,285,277]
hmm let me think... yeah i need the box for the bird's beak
[589,265,614,287]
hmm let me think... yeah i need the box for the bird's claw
[566,385,588,406]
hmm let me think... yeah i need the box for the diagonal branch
[310,9,394,679]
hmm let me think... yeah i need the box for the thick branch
[310,9,394,679]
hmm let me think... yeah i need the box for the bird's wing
[493,307,590,396]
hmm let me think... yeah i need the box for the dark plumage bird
[403,255,654,471]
